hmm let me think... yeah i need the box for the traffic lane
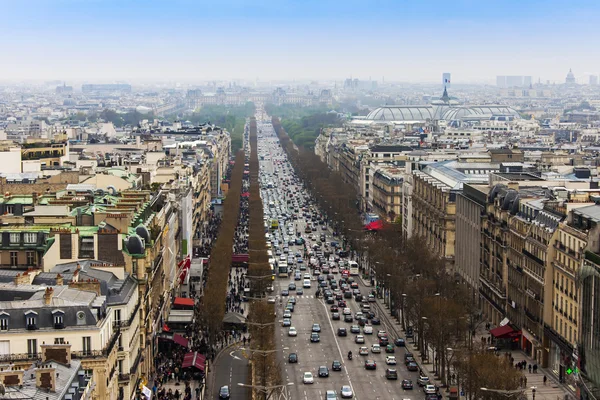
[321,289,422,399]
[214,347,249,400]
[277,283,352,400]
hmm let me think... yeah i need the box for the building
[81,84,132,94]
[566,69,576,86]
[370,165,405,222]
[455,184,487,301]
[497,76,533,88]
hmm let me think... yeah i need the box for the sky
[1,0,599,83]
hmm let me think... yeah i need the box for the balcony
[112,302,141,329]
[118,373,130,383]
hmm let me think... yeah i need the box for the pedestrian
[543,375,547,385]
[533,364,538,373]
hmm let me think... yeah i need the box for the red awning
[490,325,520,339]
[173,297,195,308]
[364,219,384,231]
[182,351,206,370]
[241,192,250,198]
[163,324,170,332]
[173,333,189,348]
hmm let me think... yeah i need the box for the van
[303,279,311,288]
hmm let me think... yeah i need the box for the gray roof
[23,206,71,217]
[573,205,600,222]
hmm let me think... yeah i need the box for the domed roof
[126,235,145,255]
[135,225,150,243]
[365,106,435,121]
[442,106,520,121]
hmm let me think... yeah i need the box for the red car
[330,305,339,312]
[338,300,347,308]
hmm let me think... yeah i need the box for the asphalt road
[256,119,425,400]
[213,346,249,400]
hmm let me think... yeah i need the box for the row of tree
[271,116,524,399]
[197,150,245,348]
[247,117,281,399]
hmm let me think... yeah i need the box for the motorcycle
[348,352,352,360]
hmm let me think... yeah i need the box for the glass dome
[365,106,435,121]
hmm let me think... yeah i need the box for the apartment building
[370,165,405,222]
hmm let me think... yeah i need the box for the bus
[278,262,289,278]
[348,261,359,276]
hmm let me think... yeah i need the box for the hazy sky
[1,0,599,83]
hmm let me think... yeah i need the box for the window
[114,309,121,323]
[10,252,18,266]
[54,314,63,326]
[6,205,14,214]
[9,233,20,244]
[82,337,91,355]
[0,319,7,331]
[26,315,36,327]
[24,233,36,244]
[27,339,37,358]
[26,251,35,266]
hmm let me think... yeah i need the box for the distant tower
[442,73,451,88]
[440,86,450,104]
[566,68,576,85]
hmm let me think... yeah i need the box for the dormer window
[0,312,9,331]
[52,310,65,329]
[24,310,38,330]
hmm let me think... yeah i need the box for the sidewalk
[358,274,575,400]
[473,325,576,400]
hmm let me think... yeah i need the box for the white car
[371,344,381,353]
[377,330,387,338]
[424,385,437,395]
[303,372,314,384]
[385,356,397,365]
[343,308,352,315]
[359,346,369,355]
[363,325,373,334]
[288,327,297,336]
[340,386,353,399]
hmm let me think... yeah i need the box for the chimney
[35,365,56,392]
[43,287,54,305]
[55,274,63,286]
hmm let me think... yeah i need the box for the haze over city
[1,0,599,82]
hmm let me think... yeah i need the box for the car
[331,360,342,371]
[395,338,406,347]
[344,291,353,299]
[288,353,298,363]
[405,356,415,365]
[355,335,365,344]
[386,356,397,365]
[407,362,419,371]
[404,352,414,361]
[402,379,413,390]
[318,366,329,377]
[289,296,297,305]
[330,305,339,312]
[363,325,373,334]
[377,330,387,338]
[288,283,296,291]
[385,368,398,380]
[312,323,321,332]
[325,390,337,400]
[379,337,389,346]
[342,308,352,315]
[357,318,367,327]
[285,303,294,312]
[283,310,292,319]
[219,385,230,399]
[281,289,289,296]
[288,327,297,336]
[368,294,376,302]
[310,333,320,342]
[418,376,430,386]
[303,372,314,384]
[350,325,360,334]
[267,296,276,304]
[340,385,353,399]
[364,360,377,370]
[354,311,364,321]
[326,296,335,304]
[385,344,395,353]
[332,312,340,320]
[371,344,381,353]
[296,287,304,295]
[337,327,347,337]
[282,318,291,327]
[424,385,437,395]
[344,314,353,323]
[371,317,380,325]
[358,346,369,355]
